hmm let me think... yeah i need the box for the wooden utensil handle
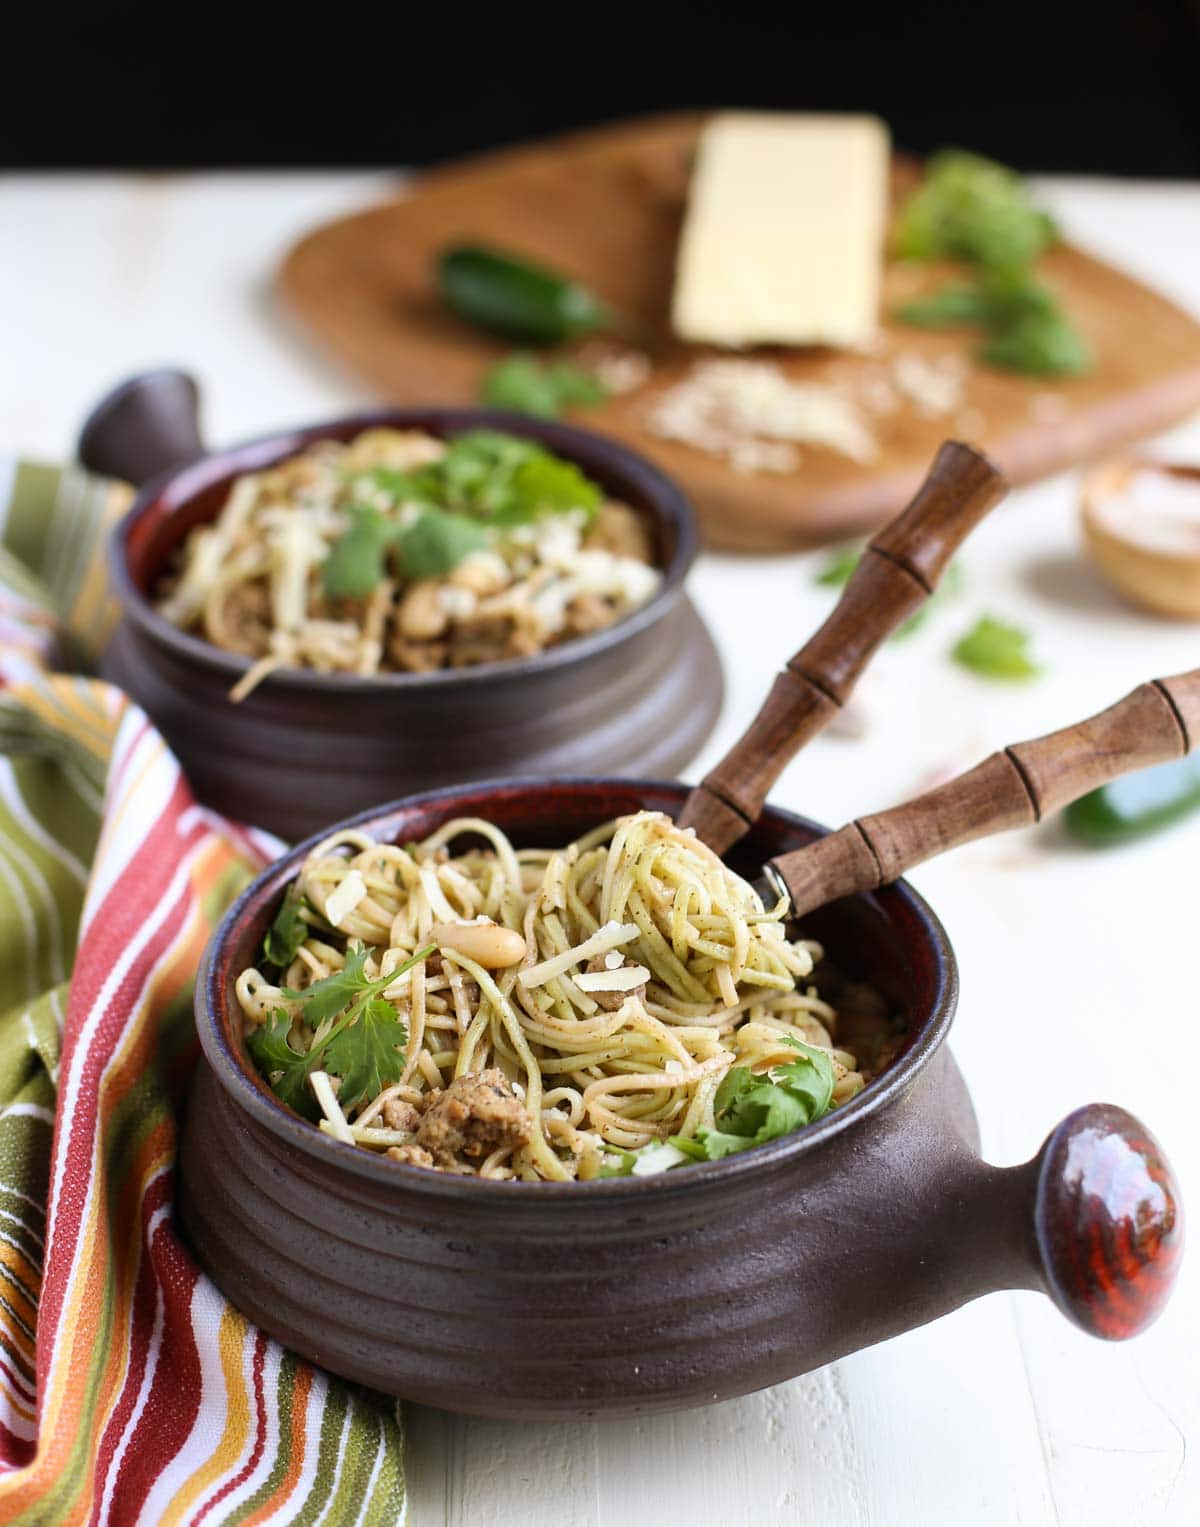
[678,441,1008,852]
[772,667,1200,917]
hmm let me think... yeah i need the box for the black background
[6,0,1200,174]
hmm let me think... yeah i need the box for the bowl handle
[1030,1103,1183,1339]
[77,368,206,487]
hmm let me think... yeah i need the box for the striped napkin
[0,460,408,1523]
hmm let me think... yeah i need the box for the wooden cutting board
[277,113,1200,551]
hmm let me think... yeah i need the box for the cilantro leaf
[282,943,376,1024]
[978,311,1092,377]
[893,149,1059,269]
[895,283,991,330]
[892,156,1090,379]
[322,995,409,1112]
[322,507,403,600]
[668,1037,839,1163]
[437,431,543,516]
[496,454,602,526]
[772,1035,836,1119]
[262,891,309,969]
[674,1128,758,1160]
[247,1007,304,1075]
[813,544,863,588]
[363,465,440,506]
[398,508,489,579]
[715,1069,809,1143]
[355,430,605,532]
[247,1009,326,1121]
[481,353,608,418]
[951,615,1041,680]
[255,944,434,1119]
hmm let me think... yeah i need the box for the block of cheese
[672,112,890,350]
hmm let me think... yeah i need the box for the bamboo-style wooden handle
[771,667,1200,918]
[678,441,1008,852]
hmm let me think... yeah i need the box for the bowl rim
[196,777,959,1202]
[108,406,698,694]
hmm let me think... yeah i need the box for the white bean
[430,919,527,969]
[398,580,448,640]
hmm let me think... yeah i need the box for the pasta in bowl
[94,389,721,838]
[235,811,899,1181]
[182,779,1182,1417]
[154,425,662,698]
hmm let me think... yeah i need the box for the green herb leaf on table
[895,283,991,330]
[892,151,1090,378]
[813,544,863,588]
[951,615,1041,681]
[978,311,1092,377]
[892,149,1059,269]
[481,353,608,418]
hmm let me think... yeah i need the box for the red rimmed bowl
[80,371,723,841]
[180,779,1183,1420]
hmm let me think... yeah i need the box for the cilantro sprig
[893,150,1059,269]
[247,943,433,1120]
[321,429,604,599]
[481,353,608,418]
[892,151,1091,378]
[663,1037,838,1165]
[363,430,602,526]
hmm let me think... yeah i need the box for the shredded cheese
[518,920,640,989]
[575,964,651,993]
[324,870,367,929]
[309,1071,354,1143]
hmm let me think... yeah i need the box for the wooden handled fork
[678,440,1008,853]
[762,667,1200,918]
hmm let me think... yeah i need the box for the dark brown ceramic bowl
[180,779,1183,1421]
[81,371,723,841]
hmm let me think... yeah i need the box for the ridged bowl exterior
[181,780,1052,1420]
[102,410,723,841]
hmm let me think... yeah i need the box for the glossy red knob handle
[1033,1104,1183,1339]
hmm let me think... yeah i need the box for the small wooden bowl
[82,372,723,840]
[179,779,1183,1419]
[1082,458,1200,618]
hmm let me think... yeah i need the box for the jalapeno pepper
[438,245,611,345]
[1064,756,1200,845]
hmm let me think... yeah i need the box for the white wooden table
[2,171,1197,1527]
